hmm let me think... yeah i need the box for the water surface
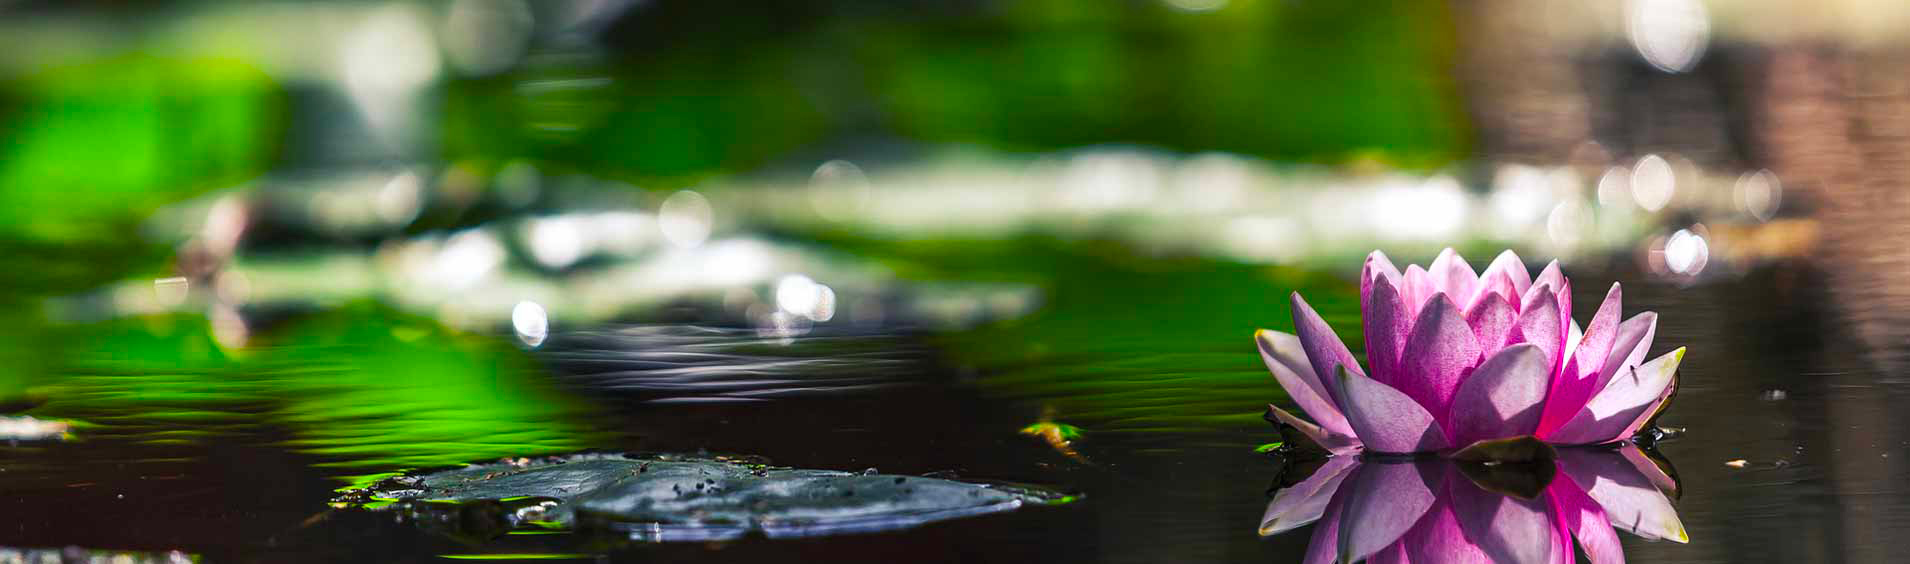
[0,245,1895,563]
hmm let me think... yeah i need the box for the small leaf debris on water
[1019,422,1083,443]
[1254,442,1285,454]
[1725,459,1748,468]
[1020,421,1089,464]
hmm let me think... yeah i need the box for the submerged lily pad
[340,454,1073,542]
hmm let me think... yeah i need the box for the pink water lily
[1258,249,1684,455]
[1259,445,1689,563]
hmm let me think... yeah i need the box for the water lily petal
[1548,472,1625,564]
[1447,344,1551,444]
[1449,473,1567,564]
[1260,456,1360,536]
[1366,542,1412,564]
[1266,403,1361,453]
[1362,252,1408,382]
[1539,284,1622,436]
[1429,248,1480,306]
[1557,447,1688,543]
[1549,348,1684,445]
[1618,444,1682,499]
[1565,319,1584,361]
[1479,249,1533,299]
[1304,478,1350,564]
[1257,330,1355,437]
[1399,494,1492,563]
[1404,264,1436,317]
[1513,286,1564,372]
[1363,250,1404,301]
[1620,363,1679,439]
[1549,348,1682,445]
[1569,283,1625,381]
[1470,269,1521,315]
[1334,366,1450,453]
[1528,260,1571,322]
[1290,292,1365,407]
[1337,460,1440,563]
[1466,288,1519,353]
[1396,294,1482,420]
[1593,312,1659,397]
[1364,273,1412,386]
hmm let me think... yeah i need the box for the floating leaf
[342,454,1074,542]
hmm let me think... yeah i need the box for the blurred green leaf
[0,55,280,241]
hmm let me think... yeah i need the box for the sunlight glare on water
[429,228,507,291]
[1489,164,1552,237]
[339,4,441,142]
[776,275,820,318]
[1596,166,1633,210]
[1170,153,1252,214]
[1736,170,1782,222]
[1546,199,1590,253]
[1371,176,1467,241]
[1631,154,1676,212]
[660,190,714,248]
[1162,0,1228,13]
[776,274,838,322]
[525,215,588,269]
[808,160,872,222]
[1627,0,1710,73]
[375,170,424,226]
[152,277,190,308]
[513,300,550,348]
[440,0,534,77]
[1664,228,1710,276]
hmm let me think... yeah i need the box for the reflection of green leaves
[255,308,603,472]
[0,322,41,407]
[951,244,1354,434]
[45,315,257,423]
[807,234,1362,436]
[72,315,235,373]
[32,306,600,480]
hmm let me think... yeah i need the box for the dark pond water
[0,248,1901,563]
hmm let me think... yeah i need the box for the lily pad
[340,454,1073,542]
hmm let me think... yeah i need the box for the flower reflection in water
[1261,445,1686,563]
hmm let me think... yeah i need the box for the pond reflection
[1261,446,1684,563]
